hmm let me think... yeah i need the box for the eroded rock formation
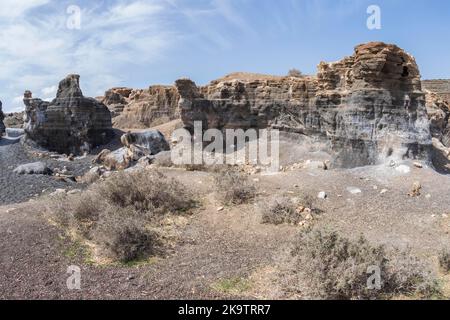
[425,91,450,146]
[3,112,24,128]
[422,80,450,102]
[0,100,5,136]
[23,75,113,155]
[176,42,432,167]
[100,86,179,129]
[93,130,170,170]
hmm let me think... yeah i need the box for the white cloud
[0,0,50,18]
[0,0,177,112]
[41,85,57,96]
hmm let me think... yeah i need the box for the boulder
[121,130,170,155]
[13,162,52,175]
[176,42,432,168]
[23,75,113,155]
[93,149,130,171]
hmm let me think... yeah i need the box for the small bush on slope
[94,206,159,262]
[93,170,195,215]
[214,169,256,205]
[48,169,195,262]
[261,197,299,225]
[438,249,450,273]
[287,229,440,300]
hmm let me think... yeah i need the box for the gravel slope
[0,138,92,205]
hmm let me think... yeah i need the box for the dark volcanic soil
[1,166,450,299]
[0,138,92,205]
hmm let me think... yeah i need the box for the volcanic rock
[175,42,432,168]
[424,90,450,146]
[23,75,113,155]
[13,162,52,175]
[3,112,24,128]
[101,86,179,129]
[0,100,5,136]
[121,130,170,155]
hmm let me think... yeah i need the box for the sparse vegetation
[261,195,318,225]
[212,277,251,295]
[47,169,196,263]
[288,68,303,78]
[94,206,159,262]
[261,197,299,225]
[93,170,194,216]
[214,168,256,205]
[439,249,450,273]
[287,229,440,300]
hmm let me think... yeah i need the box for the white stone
[318,191,327,199]
[347,187,362,194]
[395,165,411,174]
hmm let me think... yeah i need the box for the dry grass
[261,197,299,225]
[47,169,195,262]
[94,206,159,262]
[261,195,318,225]
[286,228,441,300]
[93,170,194,216]
[214,168,256,205]
[439,249,450,273]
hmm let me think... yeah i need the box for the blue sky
[1,0,450,112]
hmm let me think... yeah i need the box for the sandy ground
[1,157,449,299]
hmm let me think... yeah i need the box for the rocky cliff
[23,75,113,155]
[100,85,179,129]
[425,90,450,146]
[422,80,450,102]
[0,101,5,136]
[176,42,432,168]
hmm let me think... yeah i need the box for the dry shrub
[261,197,300,225]
[287,229,440,300]
[214,168,256,205]
[261,194,319,225]
[47,169,195,262]
[47,192,102,238]
[93,170,195,216]
[438,249,450,273]
[287,68,303,78]
[94,206,159,262]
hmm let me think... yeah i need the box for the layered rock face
[176,42,432,167]
[422,80,450,102]
[423,83,450,147]
[100,86,179,129]
[3,112,24,128]
[24,75,113,155]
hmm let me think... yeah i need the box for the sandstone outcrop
[424,91,450,146]
[422,80,450,102]
[100,86,179,129]
[3,112,25,128]
[176,42,432,168]
[23,75,113,155]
